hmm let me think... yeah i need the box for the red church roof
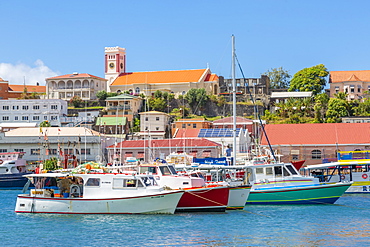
[260,123,370,145]
[111,69,218,86]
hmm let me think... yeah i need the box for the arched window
[135,87,140,95]
[117,90,121,94]
[128,89,133,95]
[311,150,322,160]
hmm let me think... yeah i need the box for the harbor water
[3,190,370,246]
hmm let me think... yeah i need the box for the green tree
[131,117,140,132]
[96,90,108,100]
[185,88,208,112]
[353,98,370,116]
[44,157,58,171]
[325,98,349,123]
[289,64,329,95]
[148,97,167,111]
[263,67,291,89]
[39,120,51,127]
[313,93,329,123]
[70,95,84,108]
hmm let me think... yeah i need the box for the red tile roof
[260,123,370,145]
[46,73,106,81]
[107,138,220,149]
[329,70,370,83]
[111,69,218,86]
[8,85,46,93]
[173,129,200,138]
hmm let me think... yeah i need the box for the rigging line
[234,54,277,162]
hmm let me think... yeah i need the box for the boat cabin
[138,164,206,189]
[0,152,28,174]
[24,172,160,199]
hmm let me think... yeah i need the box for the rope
[186,189,227,207]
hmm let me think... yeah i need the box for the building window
[156,117,160,121]
[51,116,58,120]
[135,87,140,94]
[2,116,9,121]
[145,127,148,130]
[22,116,29,121]
[14,149,24,152]
[51,105,58,110]
[31,149,40,155]
[156,127,159,130]
[14,116,19,121]
[22,105,29,110]
[2,106,9,110]
[33,105,40,110]
[145,117,148,121]
[81,149,91,155]
[311,149,322,160]
[44,116,48,120]
[33,116,40,121]
[0,149,7,153]
[64,149,74,154]
[182,124,186,128]
[12,105,19,110]
[193,124,197,128]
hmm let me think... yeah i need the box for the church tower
[105,46,126,92]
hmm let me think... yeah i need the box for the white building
[0,99,67,126]
[0,127,114,164]
[138,111,170,140]
[46,72,107,100]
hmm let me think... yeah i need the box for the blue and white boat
[0,152,32,188]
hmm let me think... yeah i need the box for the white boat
[304,150,370,193]
[15,172,184,214]
[0,152,32,188]
[245,161,352,204]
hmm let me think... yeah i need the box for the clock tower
[104,46,126,92]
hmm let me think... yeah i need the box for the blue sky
[1,0,370,86]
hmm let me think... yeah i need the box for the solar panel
[197,128,242,138]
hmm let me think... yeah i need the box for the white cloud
[0,60,59,86]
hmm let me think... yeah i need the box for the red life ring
[362,174,368,179]
[340,175,345,180]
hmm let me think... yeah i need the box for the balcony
[107,106,131,111]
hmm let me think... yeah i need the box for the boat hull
[15,191,183,214]
[0,173,32,188]
[175,186,229,212]
[227,185,251,210]
[246,183,351,205]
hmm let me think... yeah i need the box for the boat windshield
[159,165,177,175]
[285,165,298,175]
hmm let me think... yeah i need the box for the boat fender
[0,159,3,164]
[340,175,345,180]
[362,174,368,179]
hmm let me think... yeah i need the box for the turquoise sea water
[3,190,370,246]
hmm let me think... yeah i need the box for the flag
[39,126,42,133]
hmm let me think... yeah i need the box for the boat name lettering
[363,186,370,192]
[31,191,44,195]
[151,195,164,199]
[102,181,111,184]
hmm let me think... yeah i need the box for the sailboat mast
[232,35,237,166]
